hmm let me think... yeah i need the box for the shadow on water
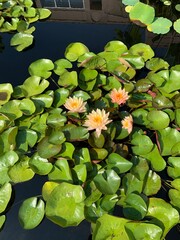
[0,21,179,239]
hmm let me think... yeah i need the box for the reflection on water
[0,21,179,239]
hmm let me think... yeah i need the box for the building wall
[35,0,129,24]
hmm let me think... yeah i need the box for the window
[41,0,84,9]
[90,0,102,10]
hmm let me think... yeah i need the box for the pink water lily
[64,96,86,113]
[121,115,133,134]
[109,87,129,105]
[84,109,112,137]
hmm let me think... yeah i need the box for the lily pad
[19,197,45,229]
[46,182,85,227]
[0,83,13,105]
[0,183,12,214]
[147,17,172,34]
[10,32,33,51]
[28,59,54,79]
[65,42,89,62]
[129,43,154,61]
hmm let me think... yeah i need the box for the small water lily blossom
[64,96,86,113]
[84,109,112,137]
[109,87,129,105]
[121,115,133,134]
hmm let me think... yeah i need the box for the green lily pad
[129,2,155,25]
[62,125,89,142]
[143,170,161,196]
[93,169,121,195]
[157,127,180,156]
[65,42,89,62]
[0,100,22,120]
[167,157,180,179]
[122,173,143,195]
[28,59,54,79]
[21,76,49,97]
[147,110,170,130]
[45,182,85,227]
[141,144,166,171]
[58,71,78,89]
[73,148,92,171]
[42,181,60,201]
[130,156,149,181]
[174,19,180,33]
[58,142,75,159]
[8,156,35,183]
[0,83,13,105]
[53,59,72,75]
[10,32,34,51]
[146,198,179,239]
[129,43,154,61]
[19,197,45,229]
[146,58,169,71]
[169,188,180,210]
[19,98,36,115]
[123,193,147,220]
[125,222,162,240]
[0,183,12,214]
[29,153,53,175]
[0,215,5,230]
[37,8,51,19]
[48,159,73,183]
[37,136,62,159]
[104,40,128,55]
[131,133,154,155]
[90,148,108,160]
[92,214,129,240]
[106,153,133,174]
[147,17,172,34]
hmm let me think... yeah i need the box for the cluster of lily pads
[121,0,180,34]
[0,0,51,51]
[0,41,180,239]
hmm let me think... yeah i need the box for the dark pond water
[0,21,179,240]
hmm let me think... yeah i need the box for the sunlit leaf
[131,132,154,155]
[174,19,180,33]
[147,110,170,130]
[146,198,179,239]
[37,8,51,19]
[129,43,154,61]
[143,170,161,196]
[54,59,72,75]
[10,33,33,51]
[129,2,155,25]
[46,182,85,227]
[65,42,89,62]
[20,76,49,97]
[125,222,162,240]
[0,215,5,230]
[157,127,180,156]
[48,158,73,182]
[104,40,128,55]
[28,59,54,79]
[0,183,12,214]
[147,17,172,34]
[8,156,35,183]
[19,197,45,229]
[106,152,133,174]
[167,157,180,179]
[0,83,13,105]
[29,153,53,175]
[92,214,129,240]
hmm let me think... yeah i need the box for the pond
[0,21,179,240]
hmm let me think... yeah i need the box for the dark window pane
[70,0,84,8]
[43,0,55,7]
[90,0,102,10]
[56,0,70,7]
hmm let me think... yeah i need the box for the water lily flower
[109,87,129,105]
[84,109,112,137]
[121,115,133,134]
[64,96,86,113]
